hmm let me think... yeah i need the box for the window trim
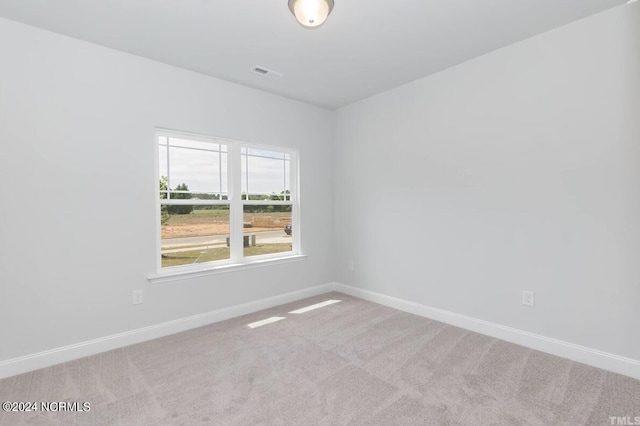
[147,254,307,284]
[149,128,301,281]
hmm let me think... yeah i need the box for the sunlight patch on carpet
[247,317,286,328]
[289,300,342,314]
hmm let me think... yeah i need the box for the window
[157,130,299,273]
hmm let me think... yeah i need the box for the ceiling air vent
[251,66,283,80]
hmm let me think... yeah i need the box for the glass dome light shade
[288,0,335,29]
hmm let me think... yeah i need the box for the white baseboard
[334,282,640,380]
[0,282,336,380]
[5,282,638,381]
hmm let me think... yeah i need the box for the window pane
[160,206,230,267]
[160,137,228,198]
[241,148,290,199]
[243,205,292,257]
[168,147,224,194]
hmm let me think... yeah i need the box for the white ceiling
[0,0,626,109]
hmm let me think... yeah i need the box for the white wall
[334,4,640,361]
[0,17,334,363]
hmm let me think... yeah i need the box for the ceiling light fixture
[288,0,335,29]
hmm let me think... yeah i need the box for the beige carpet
[1,292,638,425]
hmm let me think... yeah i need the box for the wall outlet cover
[522,290,535,307]
[133,290,144,305]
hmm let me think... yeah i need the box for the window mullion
[219,144,223,200]
[229,143,243,262]
[290,151,300,254]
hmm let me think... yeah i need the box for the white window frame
[148,128,303,283]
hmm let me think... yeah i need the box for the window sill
[147,254,307,284]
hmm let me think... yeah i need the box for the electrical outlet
[348,260,355,271]
[522,290,535,307]
[133,290,144,305]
